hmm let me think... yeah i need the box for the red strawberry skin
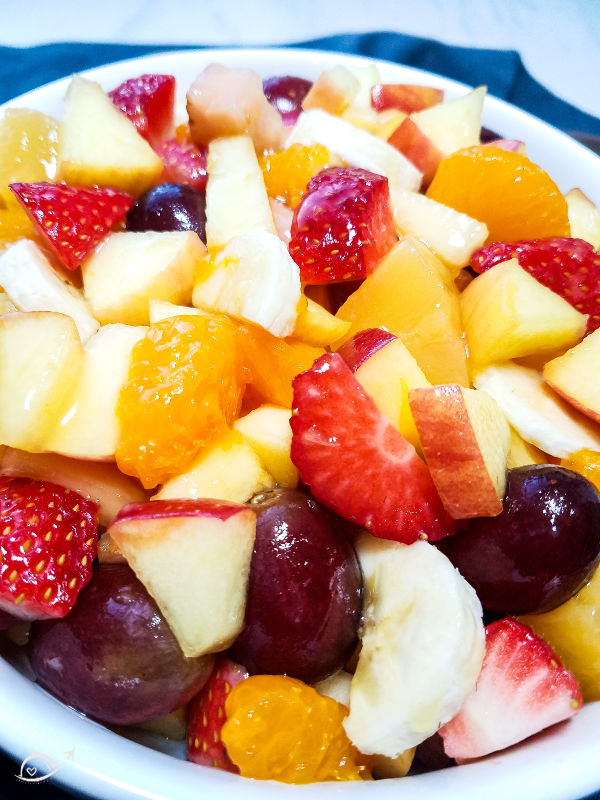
[154,138,208,191]
[0,478,98,620]
[290,352,455,543]
[187,656,249,772]
[288,166,397,284]
[470,237,600,333]
[9,182,134,270]
[439,617,582,761]
[108,73,175,148]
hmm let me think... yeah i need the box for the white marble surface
[1,0,599,121]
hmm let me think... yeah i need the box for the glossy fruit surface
[262,75,312,125]
[115,315,244,488]
[438,465,600,614]
[427,145,570,243]
[260,143,330,208]
[221,674,370,782]
[229,488,362,683]
[289,166,397,283]
[154,135,208,191]
[108,74,175,147]
[126,182,207,243]
[29,564,214,725]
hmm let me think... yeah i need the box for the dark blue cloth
[0,33,599,136]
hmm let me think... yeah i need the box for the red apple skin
[388,118,443,188]
[29,564,214,726]
[371,84,444,114]
[336,328,397,372]
[113,498,250,524]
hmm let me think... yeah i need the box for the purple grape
[229,488,362,683]
[29,564,214,725]
[126,182,206,243]
[480,125,502,143]
[262,75,312,125]
[438,465,600,615]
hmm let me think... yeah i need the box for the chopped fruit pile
[1,55,600,790]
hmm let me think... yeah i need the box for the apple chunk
[544,327,600,423]
[109,499,256,657]
[408,385,511,519]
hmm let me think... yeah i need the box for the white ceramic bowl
[1,47,600,800]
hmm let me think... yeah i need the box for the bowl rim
[1,45,600,800]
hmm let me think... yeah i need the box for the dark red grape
[480,126,502,143]
[229,488,362,683]
[438,465,600,615]
[126,182,206,243]
[262,75,312,125]
[29,564,214,725]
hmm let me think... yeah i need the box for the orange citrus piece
[260,143,331,208]
[221,674,370,783]
[116,315,245,489]
[561,449,600,493]
[426,145,570,243]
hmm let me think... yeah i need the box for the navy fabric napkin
[1,28,599,800]
[0,32,599,136]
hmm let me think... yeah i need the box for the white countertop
[1,0,599,122]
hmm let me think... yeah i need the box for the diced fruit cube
[192,230,300,337]
[408,385,511,519]
[371,83,444,114]
[388,187,488,273]
[186,63,284,152]
[10,181,134,271]
[288,166,397,283]
[387,117,443,188]
[439,618,582,760]
[544,328,600,424]
[205,135,276,251]
[293,296,351,347]
[566,188,600,250]
[302,66,359,114]
[0,109,58,206]
[153,430,273,502]
[108,73,175,148]
[334,237,469,386]
[286,108,422,194]
[108,499,256,657]
[82,230,204,325]
[0,239,99,342]
[461,259,587,370]
[45,323,148,460]
[233,405,298,488]
[519,565,600,701]
[473,363,600,458]
[0,448,148,527]
[0,312,83,451]
[290,352,455,543]
[58,76,163,195]
[410,86,486,157]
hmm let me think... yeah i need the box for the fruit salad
[0,54,599,789]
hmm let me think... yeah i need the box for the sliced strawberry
[108,73,175,147]
[290,352,455,543]
[439,617,582,761]
[9,181,134,271]
[288,166,397,284]
[187,655,249,772]
[470,237,600,333]
[154,137,208,191]
[0,477,98,620]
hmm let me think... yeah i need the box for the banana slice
[192,230,301,337]
[344,533,484,757]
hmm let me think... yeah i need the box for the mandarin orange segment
[221,674,370,783]
[426,145,570,244]
[115,315,245,489]
[561,449,600,493]
[260,143,331,208]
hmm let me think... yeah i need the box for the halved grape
[126,182,206,243]
[262,76,312,126]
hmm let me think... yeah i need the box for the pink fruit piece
[0,477,98,620]
[470,237,600,333]
[289,166,397,284]
[108,73,175,147]
[370,83,443,114]
[154,138,208,191]
[335,327,397,372]
[262,75,313,126]
[187,655,249,772]
[9,181,134,271]
[439,617,582,761]
[290,352,455,543]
